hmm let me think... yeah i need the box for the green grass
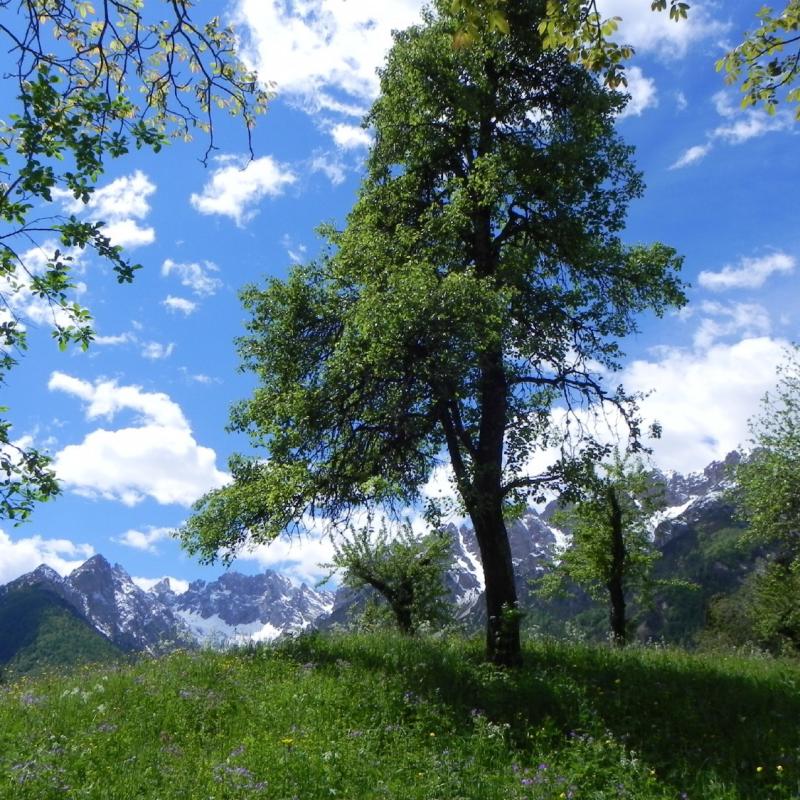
[1,632,798,799]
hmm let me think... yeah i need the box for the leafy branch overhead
[454,0,800,115]
[0,0,269,520]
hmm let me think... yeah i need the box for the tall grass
[1,632,797,798]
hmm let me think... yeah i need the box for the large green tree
[0,0,268,520]
[180,0,685,666]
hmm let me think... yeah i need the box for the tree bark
[471,501,522,666]
[606,487,627,646]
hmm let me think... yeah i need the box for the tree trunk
[606,487,627,646]
[471,502,522,666]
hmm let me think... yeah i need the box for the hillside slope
[0,586,124,677]
[0,633,796,799]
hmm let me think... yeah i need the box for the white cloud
[600,0,729,59]
[234,0,423,114]
[141,341,175,361]
[670,143,713,170]
[692,301,772,349]
[161,259,222,297]
[698,251,796,291]
[238,532,337,586]
[672,91,793,168]
[162,296,198,316]
[282,235,308,264]
[617,66,658,119]
[56,171,156,248]
[713,112,794,144]
[114,526,174,553]
[330,122,373,149]
[0,241,86,330]
[48,372,229,506]
[311,154,347,185]
[0,529,94,585]
[675,91,688,111]
[132,575,190,594]
[189,155,296,225]
[93,332,134,346]
[624,336,788,473]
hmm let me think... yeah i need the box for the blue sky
[1,0,798,590]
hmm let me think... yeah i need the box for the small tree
[733,344,800,651]
[325,521,453,635]
[541,453,665,646]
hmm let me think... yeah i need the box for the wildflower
[777,765,784,773]
[97,723,117,733]
[429,732,436,737]
[521,778,534,787]
[280,737,294,746]
[756,766,764,773]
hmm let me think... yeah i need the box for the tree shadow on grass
[276,632,800,798]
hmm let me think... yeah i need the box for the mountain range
[0,452,754,674]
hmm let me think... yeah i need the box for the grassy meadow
[0,632,798,799]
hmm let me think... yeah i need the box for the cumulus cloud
[0,241,86,331]
[189,155,296,225]
[671,91,793,168]
[234,0,422,114]
[48,372,229,506]
[692,301,772,350]
[114,526,175,553]
[93,332,134,346]
[698,251,796,291]
[330,123,373,150]
[161,259,222,297]
[624,336,787,473]
[237,532,337,585]
[600,0,729,59]
[162,296,198,316]
[141,341,175,360]
[56,171,156,248]
[310,154,347,185]
[616,66,658,119]
[0,529,94,585]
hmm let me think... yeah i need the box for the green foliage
[457,0,800,116]
[181,0,684,665]
[0,0,269,520]
[735,345,800,554]
[725,346,800,653]
[705,559,800,657]
[717,1,800,118]
[324,520,453,634]
[1,633,799,798]
[539,453,669,644]
[0,586,124,676]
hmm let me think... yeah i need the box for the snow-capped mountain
[4,555,191,652]
[152,572,334,646]
[1,451,748,653]
[2,556,334,653]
